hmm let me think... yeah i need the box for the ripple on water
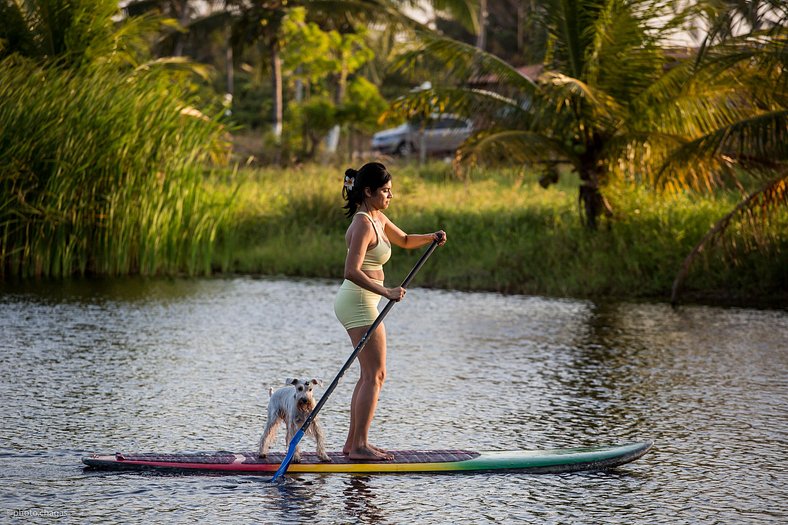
[1,277,786,524]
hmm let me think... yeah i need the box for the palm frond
[133,56,214,81]
[696,0,788,48]
[429,0,480,33]
[657,110,788,190]
[584,0,666,101]
[604,130,687,184]
[536,72,622,129]
[393,32,538,95]
[387,86,527,128]
[457,129,568,167]
[695,28,788,86]
[645,86,756,139]
[671,173,788,305]
[540,0,598,78]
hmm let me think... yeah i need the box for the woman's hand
[433,230,447,246]
[385,286,406,302]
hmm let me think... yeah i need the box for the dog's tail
[268,387,274,397]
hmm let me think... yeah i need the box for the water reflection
[342,476,383,524]
[270,477,325,522]
[0,276,210,305]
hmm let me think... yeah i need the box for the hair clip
[344,175,355,190]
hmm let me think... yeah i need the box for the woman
[334,162,446,460]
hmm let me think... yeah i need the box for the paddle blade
[270,429,305,482]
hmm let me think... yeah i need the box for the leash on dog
[271,235,444,482]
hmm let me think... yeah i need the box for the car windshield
[411,116,467,130]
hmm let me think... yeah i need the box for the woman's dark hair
[342,162,391,218]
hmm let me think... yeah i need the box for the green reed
[0,57,231,277]
[209,162,787,304]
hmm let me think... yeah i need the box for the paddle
[271,235,443,481]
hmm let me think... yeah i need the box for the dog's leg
[312,420,331,462]
[286,423,302,463]
[258,418,280,458]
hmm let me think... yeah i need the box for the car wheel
[395,141,413,156]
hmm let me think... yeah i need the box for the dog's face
[285,378,322,410]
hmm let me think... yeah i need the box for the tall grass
[209,162,787,303]
[0,56,231,277]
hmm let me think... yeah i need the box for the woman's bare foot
[343,443,389,456]
[348,446,393,461]
[369,443,390,456]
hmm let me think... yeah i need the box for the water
[1,276,785,524]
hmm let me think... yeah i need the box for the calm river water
[1,276,785,524]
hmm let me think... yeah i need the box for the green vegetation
[392,0,787,302]
[210,163,787,303]
[0,0,231,278]
[0,1,784,305]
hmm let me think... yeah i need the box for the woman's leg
[343,372,362,454]
[342,323,393,460]
[343,376,388,456]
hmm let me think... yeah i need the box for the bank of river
[210,164,788,307]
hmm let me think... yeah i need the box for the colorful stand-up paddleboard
[83,441,652,475]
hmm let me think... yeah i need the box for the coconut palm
[391,0,786,300]
[0,0,164,65]
[659,9,788,303]
[394,0,691,228]
[399,3,785,208]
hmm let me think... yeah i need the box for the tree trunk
[270,41,283,139]
[270,40,283,164]
[173,0,191,56]
[578,169,613,229]
[579,184,602,229]
[476,0,488,51]
[326,58,349,155]
[225,25,233,109]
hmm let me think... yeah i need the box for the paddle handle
[271,236,441,481]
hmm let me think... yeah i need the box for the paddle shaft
[271,237,441,481]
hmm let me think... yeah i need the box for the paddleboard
[83,441,652,475]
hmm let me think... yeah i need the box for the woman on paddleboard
[334,162,446,461]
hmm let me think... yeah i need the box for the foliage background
[0,0,785,305]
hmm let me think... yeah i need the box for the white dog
[258,378,331,463]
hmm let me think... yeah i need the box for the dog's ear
[311,378,323,387]
[286,378,297,385]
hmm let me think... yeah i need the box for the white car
[371,114,473,156]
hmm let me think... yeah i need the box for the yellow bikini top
[355,211,391,271]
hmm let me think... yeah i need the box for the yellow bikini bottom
[334,279,383,330]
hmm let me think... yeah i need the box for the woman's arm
[380,214,447,249]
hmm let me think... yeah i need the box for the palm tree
[0,0,162,65]
[393,0,786,296]
[395,0,685,228]
[661,8,788,303]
